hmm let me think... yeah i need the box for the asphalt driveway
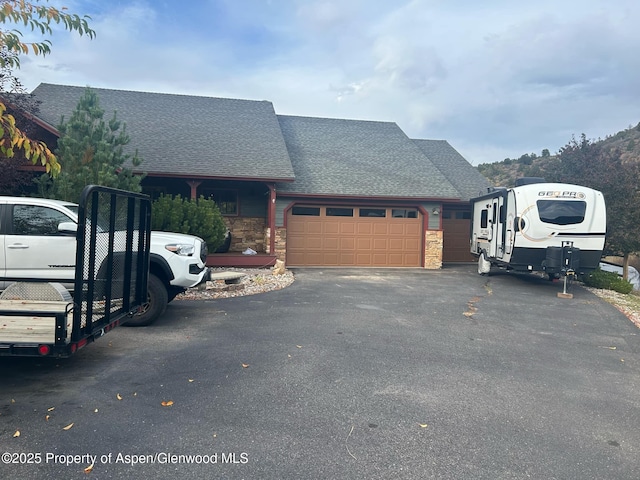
[1,266,640,479]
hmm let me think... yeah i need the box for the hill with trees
[477,122,640,187]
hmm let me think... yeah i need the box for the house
[21,83,490,268]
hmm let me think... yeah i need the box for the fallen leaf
[419,423,428,428]
[116,393,123,400]
[47,407,55,412]
[241,363,250,368]
[62,423,74,431]
[11,399,15,403]
[161,400,174,407]
[13,430,20,437]
[84,463,94,473]
[45,415,50,421]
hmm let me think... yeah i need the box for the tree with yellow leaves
[0,0,94,176]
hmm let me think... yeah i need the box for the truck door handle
[7,244,29,249]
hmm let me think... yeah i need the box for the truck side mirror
[58,222,78,234]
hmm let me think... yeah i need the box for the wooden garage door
[287,206,422,267]
[442,207,475,262]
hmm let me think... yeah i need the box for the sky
[15,0,640,165]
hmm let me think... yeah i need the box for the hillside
[477,122,640,187]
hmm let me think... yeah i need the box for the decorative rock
[272,259,286,276]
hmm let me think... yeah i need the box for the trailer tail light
[38,345,50,356]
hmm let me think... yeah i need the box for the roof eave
[140,171,295,183]
[275,192,464,202]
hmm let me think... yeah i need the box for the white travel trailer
[470,178,606,277]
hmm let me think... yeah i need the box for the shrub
[582,268,634,294]
[151,194,226,251]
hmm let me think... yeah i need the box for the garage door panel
[357,238,372,250]
[373,238,388,249]
[404,238,421,250]
[404,224,421,236]
[323,237,339,249]
[341,238,356,250]
[287,206,423,267]
[339,253,355,264]
[324,222,340,234]
[341,223,356,235]
[356,253,372,267]
[357,223,373,235]
[307,222,323,234]
[373,223,388,235]
[442,216,475,262]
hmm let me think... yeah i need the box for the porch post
[186,180,202,200]
[268,183,276,254]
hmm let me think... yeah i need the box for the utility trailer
[0,186,151,357]
[470,178,606,278]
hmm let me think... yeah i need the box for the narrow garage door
[442,206,475,262]
[286,206,422,267]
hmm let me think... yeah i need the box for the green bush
[151,194,226,251]
[582,268,634,294]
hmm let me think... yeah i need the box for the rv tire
[478,251,491,275]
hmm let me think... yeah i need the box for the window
[480,209,488,228]
[360,208,386,217]
[536,200,586,225]
[12,205,73,235]
[391,209,418,218]
[209,190,238,215]
[292,206,320,216]
[326,207,353,217]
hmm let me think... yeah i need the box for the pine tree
[38,88,143,202]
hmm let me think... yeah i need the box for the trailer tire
[478,251,491,275]
[124,274,168,327]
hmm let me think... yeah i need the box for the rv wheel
[478,252,491,275]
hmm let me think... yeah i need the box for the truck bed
[0,299,73,344]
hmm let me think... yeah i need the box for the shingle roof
[412,139,491,201]
[275,115,461,199]
[30,83,295,181]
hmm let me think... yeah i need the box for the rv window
[480,209,488,228]
[536,200,586,225]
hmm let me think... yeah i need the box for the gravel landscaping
[175,267,295,300]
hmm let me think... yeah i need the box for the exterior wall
[419,201,443,230]
[424,230,443,269]
[224,217,267,253]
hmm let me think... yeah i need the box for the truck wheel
[478,252,491,275]
[124,274,168,327]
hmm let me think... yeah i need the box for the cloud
[15,0,640,165]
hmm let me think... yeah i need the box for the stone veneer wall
[225,217,267,253]
[264,227,286,262]
[424,230,443,269]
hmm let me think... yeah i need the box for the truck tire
[478,251,491,275]
[124,274,168,327]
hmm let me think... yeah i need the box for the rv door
[490,196,506,259]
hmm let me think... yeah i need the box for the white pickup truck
[0,195,210,326]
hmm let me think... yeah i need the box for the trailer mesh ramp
[72,187,151,342]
